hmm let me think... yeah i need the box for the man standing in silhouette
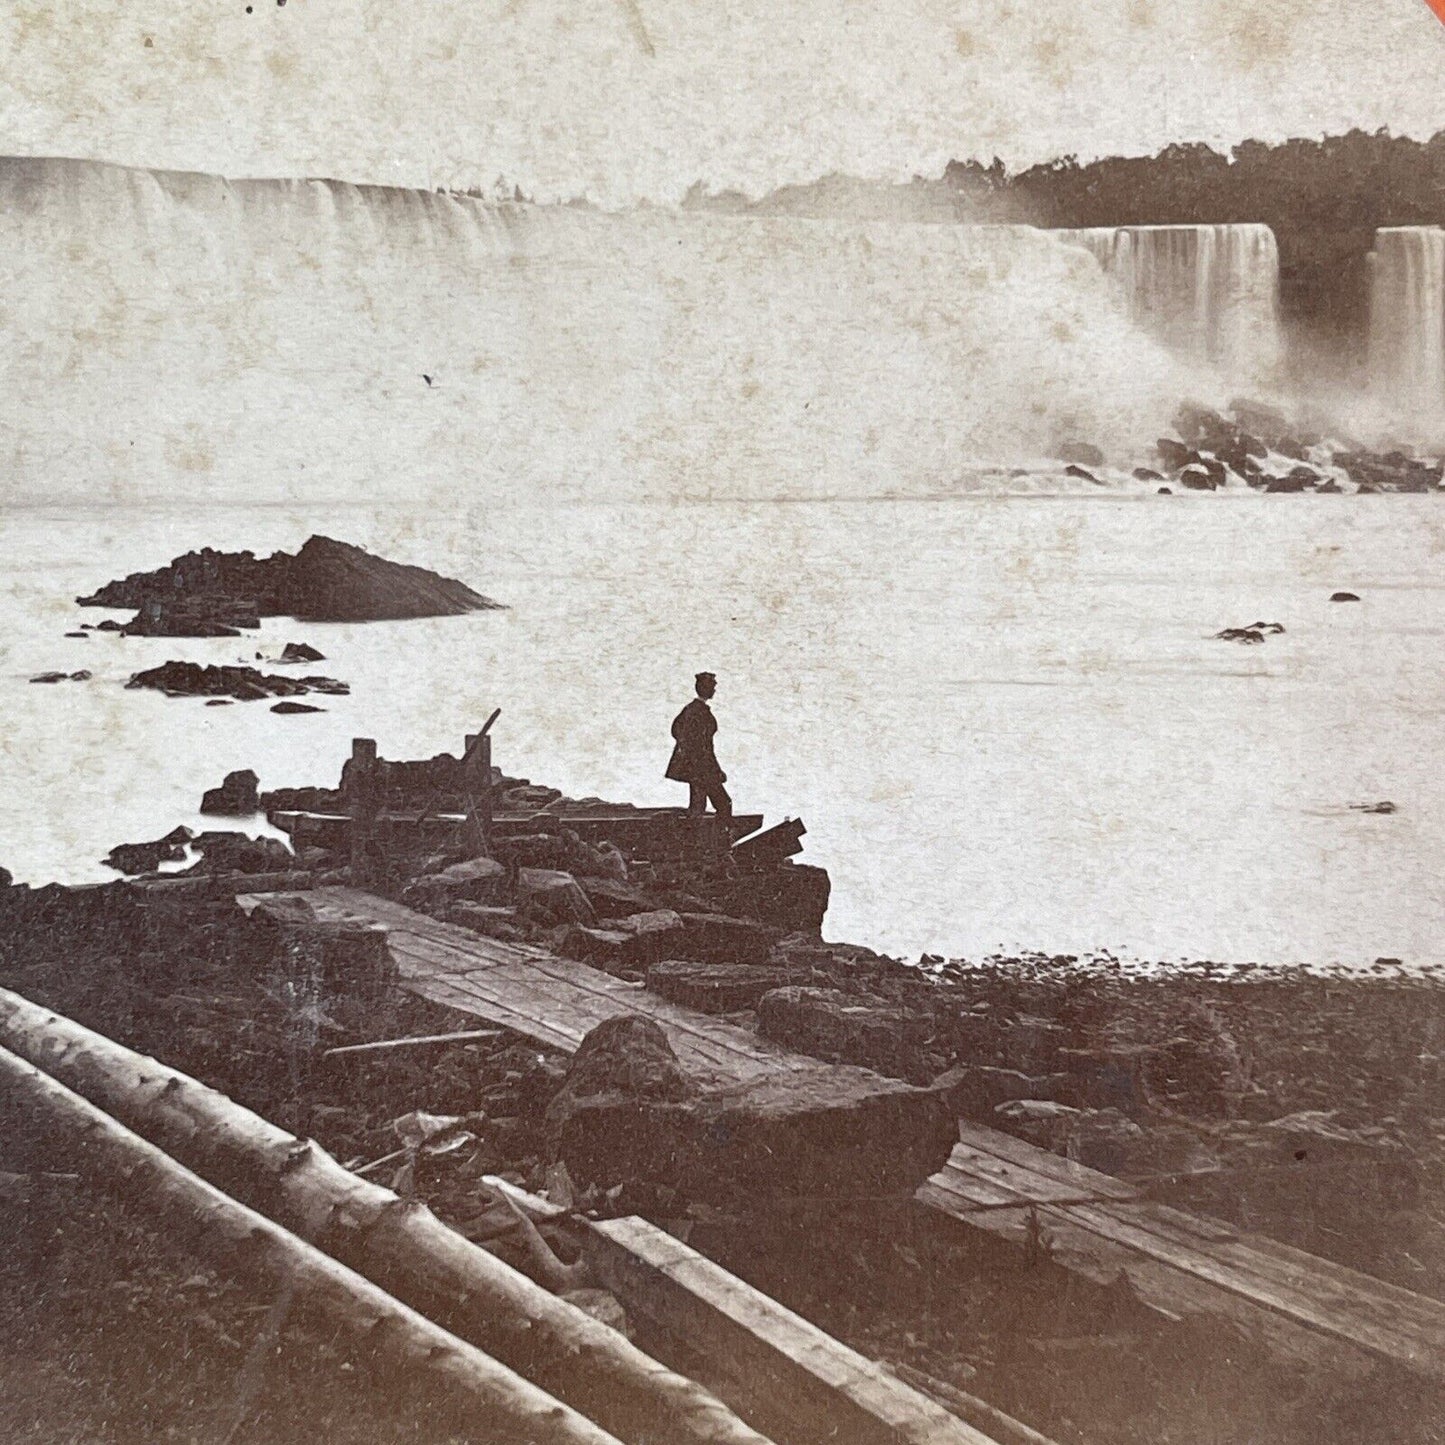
[666,672,733,818]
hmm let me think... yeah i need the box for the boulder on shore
[78,535,502,635]
[758,986,937,1082]
[559,1065,959,1205]
[647,959,795,1014]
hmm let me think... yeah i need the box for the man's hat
[695,671,716,686]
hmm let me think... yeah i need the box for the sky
[3,0,1445,205]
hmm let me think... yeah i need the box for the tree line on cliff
[946,129,1445,340]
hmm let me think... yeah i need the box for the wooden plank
[483,1177,1008,1444]
[586,1218,1001,1445]
[951,1124,1139,1202]
[1087,1200,1445,1363]
[931,1148,1445,1379]
[943,1143,1138,1211]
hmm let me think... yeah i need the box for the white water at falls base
[1054,225,1283,394]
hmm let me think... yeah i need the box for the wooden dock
[244,886,1445,1389]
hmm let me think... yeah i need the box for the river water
[4,493,1442,969]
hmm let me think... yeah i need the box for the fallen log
[0,988,771,1445]
[0,1045,621,1445]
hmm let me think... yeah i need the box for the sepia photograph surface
[2,3,1444,1442]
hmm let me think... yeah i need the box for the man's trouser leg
[708,781,733,819]
[688,781,707,814]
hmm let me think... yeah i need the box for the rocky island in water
[77,534,503,637]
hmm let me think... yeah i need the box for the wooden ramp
[247,887,1445,1389]
[249,885,817,1089]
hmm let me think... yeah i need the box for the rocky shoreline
[1062,399,1445,494]
[0,728,1437,1443]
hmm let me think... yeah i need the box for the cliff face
[79,535,501,631]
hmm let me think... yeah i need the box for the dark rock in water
[126,660,348,702]
[102,825,195,875]
[1179,465,1217,491]
[1265,475,1311,493]
[64,631,89,639]
[1157,487,1172,495]
[182,831,294,875]
[120,595,259,637]
[1334,449,1442,494]
[1156,438,1197,474]
[78,535,502,634]
[1063,464,1100,484]
[1228,398,1291,447]
[1351,801,1397,815]
[1198,455,1229,488]
[1056,441,1105,468]
[1317,479,1343,494]
[260,784,345,814]
[1133,467,1164,483]
[95,618,124,632]
[1216,621,1283,644]
[205,699,232,707]
[280,641,325,663]
[29,672,68,684]
[200,769,261,817]
[271,701,324,715]
[647,959,794,1014]
[70,670,91,681]
[1331,591,1361,603]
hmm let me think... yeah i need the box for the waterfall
[1054,225,1281,388]
[1367,227,1445,420]
[0,156,1209,504]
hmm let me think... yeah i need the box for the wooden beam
[321,1028,504,1060]
[348,738,379,886]
[485,1178,1000,1445]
